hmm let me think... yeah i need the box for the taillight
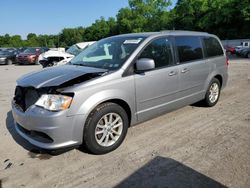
[226,57,229,66]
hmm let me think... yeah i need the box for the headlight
[35,94,73,111]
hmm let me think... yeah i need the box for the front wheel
[202,78,221,107]
[83,103,129,154]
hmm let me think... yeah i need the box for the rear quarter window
[175,36,203,63]
[202,37,224,58]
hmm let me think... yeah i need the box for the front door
[134,37,179,122]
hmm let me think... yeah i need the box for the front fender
[76,89,136,123]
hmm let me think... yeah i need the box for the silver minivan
[12,31,228,154]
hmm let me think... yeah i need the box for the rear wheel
[83,103,129,154]
[202,78,221,107]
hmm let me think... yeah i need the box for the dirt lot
[0,58,250,188]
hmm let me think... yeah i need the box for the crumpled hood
[42,50,74,59]
[17,65,107,88]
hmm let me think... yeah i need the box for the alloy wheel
[94,113,123,147]
[209,83,219,103]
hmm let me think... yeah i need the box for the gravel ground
[0,58,250,188]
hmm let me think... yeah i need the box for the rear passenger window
[175,36,203,63]
[203,37,224,57]
[139,38,173,68]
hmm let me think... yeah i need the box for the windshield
[70,36,146,71]
[0,50,12,55]
[23,48,40,54]
[66,45,82,56]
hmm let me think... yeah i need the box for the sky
[0,0,176,39]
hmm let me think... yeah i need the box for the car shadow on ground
[5,111,74,157]
[115,156,228,188]
[190,101,207,108]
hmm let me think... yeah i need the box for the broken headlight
[35,94,72,111]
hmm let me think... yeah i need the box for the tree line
[0,0,249,48]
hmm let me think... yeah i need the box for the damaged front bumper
[11,65,108,150]
[12,101,86,150]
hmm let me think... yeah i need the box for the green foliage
[173,0,250,39]
[60,27,85,46]
[83,17,114,41]
[117,0,172,33]
[0,0,249,47]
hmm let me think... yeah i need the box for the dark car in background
[0,50,18,65]
[237,48,250,58]
[16,47,27,54]
[16,47,49,65]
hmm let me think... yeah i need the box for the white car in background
[39,41,95,68]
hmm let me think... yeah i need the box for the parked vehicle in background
[17,47,27,54]
[236,48,249,57]
[12,31,228,154]
[16,47,49,65]
[0,50,18,65]
[224,45,236,55]
[39,42,95,68]
[235,41,250,55]
[5,48,16,52]
[237,48,250,58]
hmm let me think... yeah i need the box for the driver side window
[139,38,173,69]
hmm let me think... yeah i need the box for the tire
[83,102,129,154]
[6,59,13,65]
[247,53,250,59]
[202,78,221,107]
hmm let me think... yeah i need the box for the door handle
[168,71,177,76]
[181,68,189,73]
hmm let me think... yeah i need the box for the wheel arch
[75,89,136,128]
[214,74,223,86]
[98,99,132,126]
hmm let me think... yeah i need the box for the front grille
[18,56,28,60]
[14,86,41,111]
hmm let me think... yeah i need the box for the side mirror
[136,58,155,72]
